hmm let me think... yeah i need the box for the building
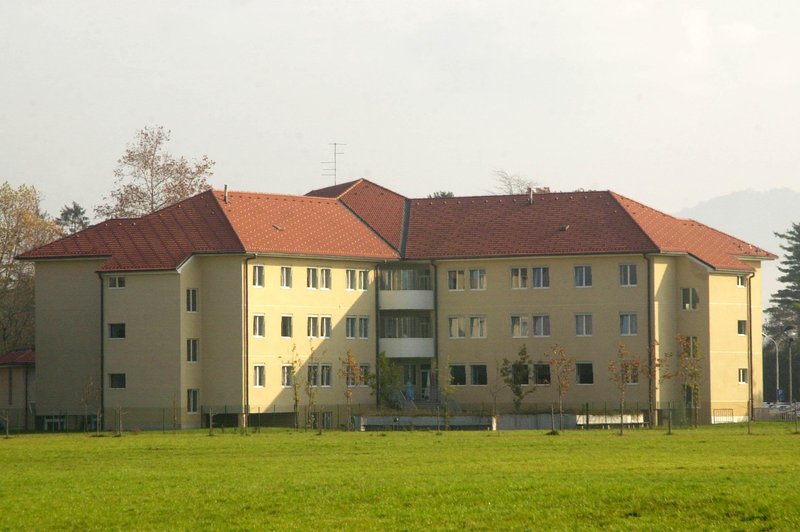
[19,180,775,429]
[0,348,35,431]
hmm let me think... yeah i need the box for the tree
[427,191,454,198]
[492,170,549,195]
[371,352,403,410]
[56,202,90,234]
[546,344,575,431]
[0,182,63,353]
[95,126,214,218]
[280,345,304,431]
[662,336,703,427]
[499,345,535,412]
[339,349,365,430]
[607,343,644,436]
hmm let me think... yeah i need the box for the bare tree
[492,170,549,195]
[662,335,703,427]
[280,345,304,431]
[339,349,365,430]
[427,191,454,198]
[499,345,536,412]
[95,126,214,218]
[546,344,576,431]
[607,343,644,436]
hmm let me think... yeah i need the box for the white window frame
[358,270,369,291]
[345,316,357,339]
[736,275,746,288]
[619,264,637,287]
[574,265,592,288]
[320,364,332,387]
[187,388,199,414]
[187,338,199,363]
[532,314,550,337]
[511,315,529,338]
[253,365,265,388]
[307,268,318,289]
[511,267,528,289]
[575,313,593,337]
[448,316,466,339]
[358,316,369,339]
[320,268,332,290]
[532,266,550,289]
[253,314,265,338]
[186,288,198,312]
[469,268,486,290]
[620,313,638,336]
[281,315,293,338]
[253,265,265,287]
[681,287,699,310]
[108,276,126,289]
[307,315,319,338]
[320,316,332,338]
[738,368,748,384]
[345,269,356,290]
[447,270,465,291]
[280,266,292,288]
[307,364,319,386]
[469,316,486,338]
[281,365,293,387]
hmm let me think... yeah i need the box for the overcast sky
[1,1,798,219]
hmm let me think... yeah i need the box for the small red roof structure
[0,348,35,366]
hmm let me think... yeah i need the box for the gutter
[645,254,654,425]
[431,260,439,403]
[746,271,755,421]
[97,272,105,431]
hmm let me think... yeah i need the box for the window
[253,315,265,337]
[309,411,333,430]
[109,373,126,389]
[346,269,356,290]
[348,364,370,386]
[187,388,199,413]
[320,364,332,387]
[108,276,125,289]
[253,265,265,287]
[681,287,699,310]
[620,313,638,336]
[358,270,369,290]
[576,362,594,384]
[108,323,126,339]
[307,316,319,338]
[511,267,528,289]
[346,316,357,339]
[533,315,550,337]
[281,365,293,387]
[253,365,265,387]
[307,268,318,289]
[307,365,319,386]
[619,264,637,287]
[574,266,592,287]
[532,267,550,288]
[682,336,699,357]
[320,316,332,338]
[448,316,466,338]
[449,365,466,385]
[575,314,593,336]
[469,316,486,338]
[448,270,465,290]
[511,315,529,338]
[737,320,747,335]
[358,317,369,339]
[187,338,199,363]
[186,288,198,312]
[534,363,551,385]
[320,268,332,289]
[512,362,529,385]
[471,365,488,385]
[623,362,639,384]
[738,368,748,384]
[281,266,292,288]
[281,315,293,338]
[736,275,746,287]
[469,269,486,290]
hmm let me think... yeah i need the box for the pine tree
[768,222,800,325]
[56,201,90,234]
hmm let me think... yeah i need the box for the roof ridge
[607,192,662,252]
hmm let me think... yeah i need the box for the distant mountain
[674,188,800,311]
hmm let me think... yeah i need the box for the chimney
[528,187,533,205]
[224,185,229,204]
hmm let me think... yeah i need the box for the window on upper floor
[679,335,699,357]
[737,320,747,335]
[307,268,318,289]
[253,265,265,287]
[623,361,639,384]
[346,316,357,339]
[619,264,637,287]
[358,270,369,290]
[253,315,265,337]
[681,287,699,310]
[320,268,332,290]
[576,362,594,384]
[307,365,319,386]
[469,269,486,290]
[738,368,748,384]
[281,365,293,387]
[358,316,369,339]
[532,267,550,289]
[108,276,126,289]
[109,323,126,339]
[346,269,356,290]
[511,267,528,289]
[307,316,319,338]
[281,315,293,338]
[449,365,466,386]
[574,266,592,288]
[187,338,199,363]
[511,315,529,338]
[736,275,746,288]
[470,364,488,385]
[533,363,551,385]
[533,315,550,337]
[448,270,465,291]
[186,288,198,312]
[320,316,332,338]
[320,364,332,387]
[620,313,638,336]
[575,314,593,337]
[109,373,126,389]
[469,316,486,338]
[448,316,466,339]
[281,266,292,288]
[253,365,265,388]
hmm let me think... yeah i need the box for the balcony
[379,338,435,359]
[379,290,434,310]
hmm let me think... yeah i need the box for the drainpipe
[645,254,654,426]
[374,264,381,408]
[243,254,257,429]
[431,260,439,403]
[97,272,105,431]
[746,271,755,422]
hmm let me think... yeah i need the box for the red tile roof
[307,179,407,251]
[0,348,35,366]
[212,190,399,259]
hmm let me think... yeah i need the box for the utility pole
[321,143,346,185]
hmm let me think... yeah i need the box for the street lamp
[787,326,797,405]
[763,332,782,403]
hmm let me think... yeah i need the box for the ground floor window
[187,388,199,413]
[533,363,550,385]
[576,363,594,384]
[449,365,466,385]
[109,373,126,389]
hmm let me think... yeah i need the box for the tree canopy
[95,126,214,219]
[56,201,90,234]
[768,222,800,325]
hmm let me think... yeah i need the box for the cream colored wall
[436,255,650,411]
[246,258,378,416]
[34,259,104,415]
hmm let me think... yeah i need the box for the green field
[2,424,800,530]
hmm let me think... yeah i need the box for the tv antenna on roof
[321,142,346,185]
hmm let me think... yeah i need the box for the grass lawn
[2,423,800,530]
